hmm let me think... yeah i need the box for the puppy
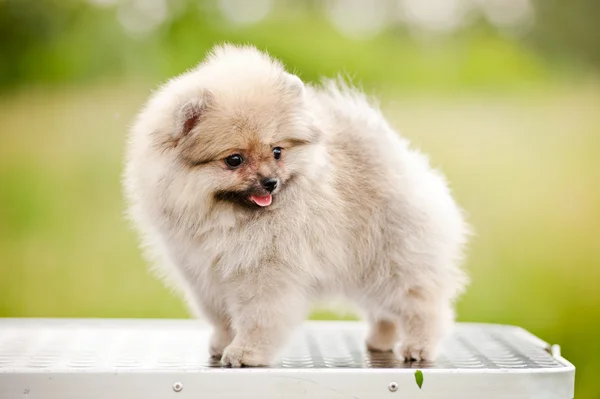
[123,44,469,367]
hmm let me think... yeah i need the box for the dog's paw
[394,342,435,362]
[366,320,397,352]
[221,346,270,367]
[209,329,233,359]
[366,339,395,352]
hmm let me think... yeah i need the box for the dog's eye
[273,147,282,160]
[225,154,243,168]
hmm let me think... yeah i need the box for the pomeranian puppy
[123,44,469,367]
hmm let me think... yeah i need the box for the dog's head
[135,45,323,216]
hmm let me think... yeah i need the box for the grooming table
[0,319,574,398]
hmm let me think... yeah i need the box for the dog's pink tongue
[250,194,272,207]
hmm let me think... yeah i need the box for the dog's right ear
[173,90,213,142]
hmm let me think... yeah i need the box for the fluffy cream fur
[123,44,469,367]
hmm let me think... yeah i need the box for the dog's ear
[285,73,305,98]
[175,90,214,139]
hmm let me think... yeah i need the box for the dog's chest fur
[165,199,350,295]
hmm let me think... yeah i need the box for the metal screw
[388,382,398,392]
[173,382,183,392]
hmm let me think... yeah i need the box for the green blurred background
[0,0,598,396]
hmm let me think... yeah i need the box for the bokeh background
[1,0,599,396]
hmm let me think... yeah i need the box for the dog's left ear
[285,73,306,98]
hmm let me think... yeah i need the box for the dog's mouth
[249,194,272,207]
[214,189,276,210]
[214,176,296,210]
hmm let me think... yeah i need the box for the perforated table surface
[0,319,574,398]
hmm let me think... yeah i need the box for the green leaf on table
[414,369,423,389]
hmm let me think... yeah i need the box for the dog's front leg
[220,271,307,367]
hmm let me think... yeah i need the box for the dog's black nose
[261,177,278,192]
